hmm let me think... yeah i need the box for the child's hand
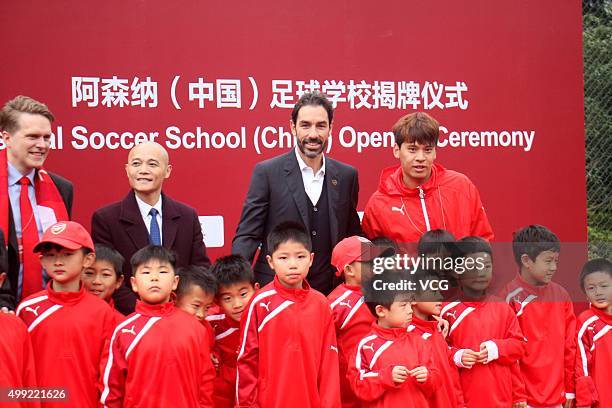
[210,353,219,371]
[477,343,489,363]
[408,366,428,383]
[391,366,409,384]
[512,402,527,408]
[432,315,449,338]
[563,398,576,408]
[461,349,479,367]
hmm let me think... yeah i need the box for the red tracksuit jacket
[0,313,38,408]
[16,283,115,408]
[328,283,375,408]
[409,316,464,408]
[99,301,215,408]
[362,164,493,243]
[205,312,240,407]
[440,298,526,408]
[502,274,577,406]
[235,276,341,408]
[575,305,612,408]
[347,323,440,407]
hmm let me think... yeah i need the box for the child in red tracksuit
[410,270,464,408]
[99,246,215,408]
[0,272,39,408]
[205,255,259,407]
[503,225,577,408]
[575,259,612,408]
[236,222,340,408]
[17,221,116,408]
[81,243,126,324]
[175,265,217,322]
[441,236,527,408]
[328,236,382,408]
[348,271,440,407]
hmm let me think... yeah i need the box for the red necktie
[19,176,42,298]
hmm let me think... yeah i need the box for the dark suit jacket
[0,172,73,310]
[91,190,210,314]
[232,151,362,292]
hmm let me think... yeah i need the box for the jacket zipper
[418,186,431,231]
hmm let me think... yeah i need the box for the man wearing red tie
[0,96,73,311]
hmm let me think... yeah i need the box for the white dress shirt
[135,194,163,244]
[294,147,326,206]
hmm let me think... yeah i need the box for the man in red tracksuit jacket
[99,246,215,408]
[362,112,493,244]
[503,225,577,408]
[235,221,340,408]
[574,258,611,408]
[328,236,382,408]
[17,222,116,408]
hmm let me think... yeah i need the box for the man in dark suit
[0,96,73,311]
[232,92,362,295]
[92,142,210,314]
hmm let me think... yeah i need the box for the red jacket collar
[371,322,409,339]
[410,315,438,334]
[590,304,612,324]
[135,299,176,317]
[514,273,549,295]
[46,281,86,305]
[341,283,362,294]
[273,275,310,302]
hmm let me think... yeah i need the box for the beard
[298,136,327,158]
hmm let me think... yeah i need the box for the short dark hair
[392,112,439,147]
[267,221,312,255]
[579,258,612,291]
[210,254,255,288]
[512,225,560,267]
[0,95,54,133]
[363,270,413,317]
[176,265,217,298]
[93,244,124,277]
[457,236,492,257]
[130,245,176,273]
[291,91,334,125]
[417,229,458,256]
[371,236,400,258]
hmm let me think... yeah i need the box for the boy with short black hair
[348,271,439,407]
[328,236,381,408]
[503,225,577,408]
[175,265,217,321]
[418,229,460,299]
[100,246,215,408]
[0,272,38,399]
[17,221,116,408]
[575,258,612,408]
[410,269,464,408]
[206,255,259,407]
[82,243,125,322]
[236,221,340,407]
[442,236,527,408]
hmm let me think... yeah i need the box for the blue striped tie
[149,208,161,245]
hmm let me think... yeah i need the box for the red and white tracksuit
[502,274,577,407]
[362,164,493,243]
[205,312,240,407]
[235,276,340,408]
[440,298,526,407]
[328,284,376,408]
[17,283,116,408]
[575,305,611,408]
[347,323,441,407]
[99,301,215,408]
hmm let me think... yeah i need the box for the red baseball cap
[331,236,384,277]
[33,221,95,253]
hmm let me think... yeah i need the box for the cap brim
[355,245,389,262]
[33,237,84,253]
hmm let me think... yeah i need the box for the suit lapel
[161,193,180,249]
[325,159,340,243]
[283,152,309,228]
[119,191,150,251]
